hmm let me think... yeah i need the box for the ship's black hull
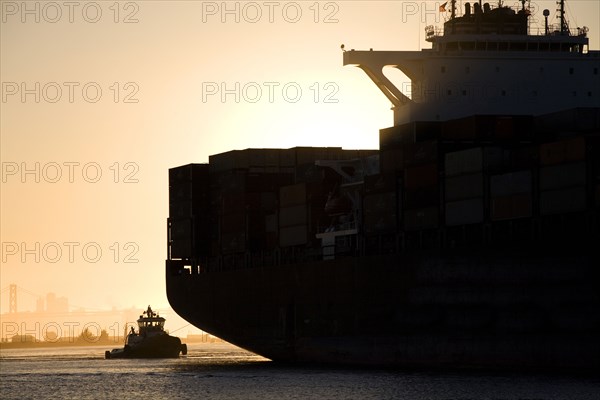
[166,246,600,370]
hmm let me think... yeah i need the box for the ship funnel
[465,3,471,16]
[474,2,482,14]
[483,3,491,13]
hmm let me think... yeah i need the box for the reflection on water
[1,343,599,400]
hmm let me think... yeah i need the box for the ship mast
[558,0,569,35]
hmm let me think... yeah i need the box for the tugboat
[105,306,187,359]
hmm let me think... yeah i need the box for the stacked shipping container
[168,164,210,260]
[167,110,599,271]
[444,148,484,226]
[539,137,587,215]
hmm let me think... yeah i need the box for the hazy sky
[2,0,599,314]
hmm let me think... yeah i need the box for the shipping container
[404,207,438,230]
[209,150,249,173]
[220,213,246,233]
[483,147,504,170]
[279,225,308,247]
[442,115,533,141]
[539,162,586,191]
[535,108,600,134]
[363,192,397,233]
[491,193,532,221]
[170,239,192,259]
[169,200,208,219]
[279,148,296,167]
[221,193,246,213]
[540,187,587,215]
[260,192,278,211]
[169,181,210,203]
[295,163,339,184]
[380,148,404,173]
[444,148,483,177]
[403,140,438,166]
[212,169,247,193]
[170,218,194,259]
[170,218,193,241]
[441,116,479,140]
[364,173,398,194]
[265,214,278,233]
[445,198,484,226]
[483,146,538,172]
[295,147,328,165]
[280,183,306,207]
[404,163,438,189]
[539,137,585,166]
[221,231,246,254]
[445,173,483,201]
[279,205,308,227]
[404,186,438,208]
[379,121,440,149]
[169,163,210,184]
[490,170,532,197]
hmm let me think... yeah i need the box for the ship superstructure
[166,1,600,370]
[344,0,599,124]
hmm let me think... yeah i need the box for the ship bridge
[343,0,599,125]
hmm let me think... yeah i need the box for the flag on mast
[439,2,448,12]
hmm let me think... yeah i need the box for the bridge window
[569,67,574,75]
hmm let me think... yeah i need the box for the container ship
[166,0,600,370]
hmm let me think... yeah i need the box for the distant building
[36,297,44,313]
[46,293,68,313]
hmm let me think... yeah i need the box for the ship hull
[167,247,600,370]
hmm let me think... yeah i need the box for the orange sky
[1,1,599,314]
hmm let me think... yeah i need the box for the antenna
[543,9,550,35]
[557,0,569,35]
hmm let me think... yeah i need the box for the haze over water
[2,343,599,400]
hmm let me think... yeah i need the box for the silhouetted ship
[105,306,187,359]
[166,0,600,370]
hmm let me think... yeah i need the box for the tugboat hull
[105,335,186,359]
